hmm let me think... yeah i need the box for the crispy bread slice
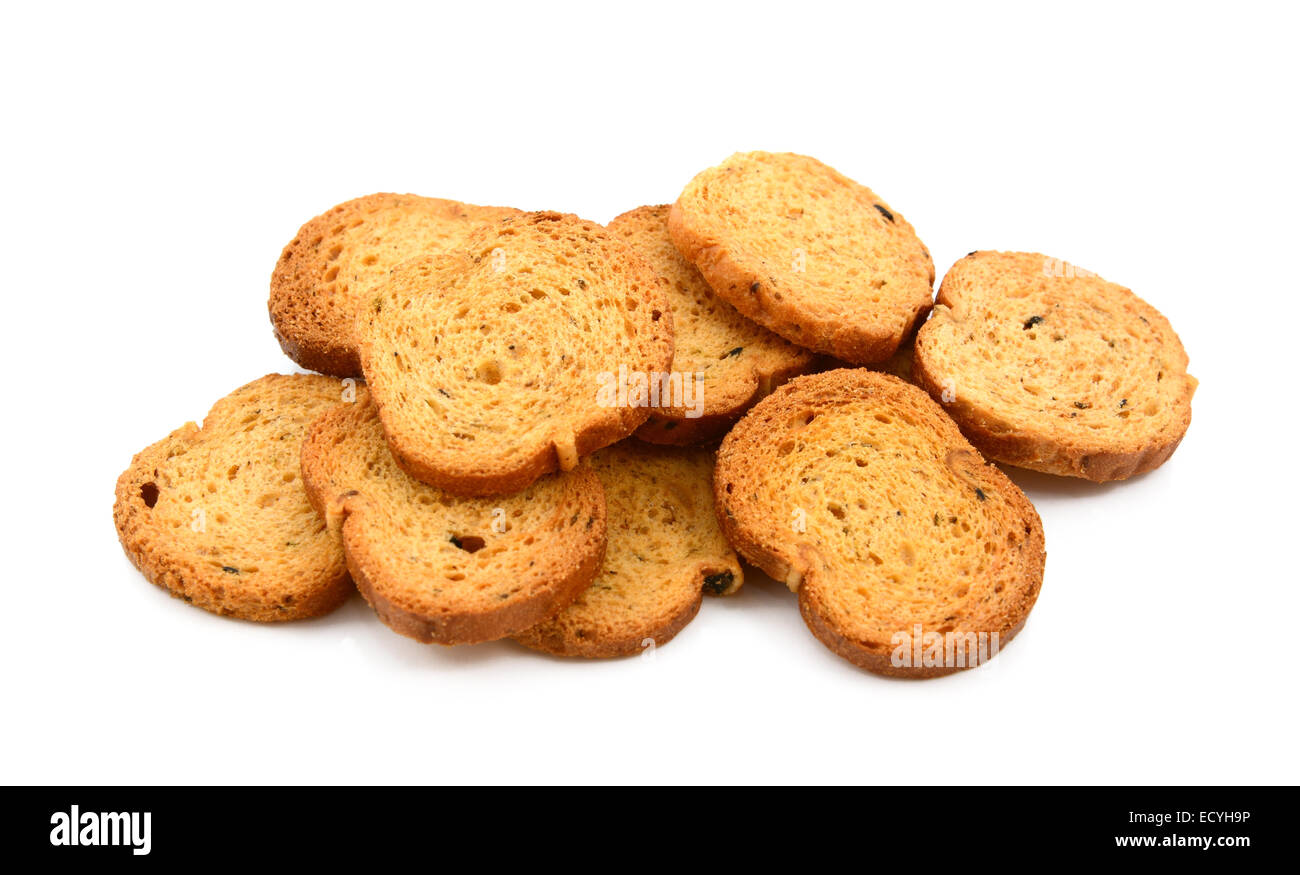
[514,442,742,658]
[113,374,355,621]
[269,193,519,376]
[913,251,1197,481]
[300,398,606,645]
[668,152,934,364]
[714,369,1045,678]
[358,211,674,496]
[607,205,815,445]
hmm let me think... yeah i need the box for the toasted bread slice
[300,398,606,645]
[514,442,742,658]
[358,211,675,496]
[714,369,1045,677]
[668,152,934,364]
[607,205,815,445]
[913,251,1197,481]
[269,193,519,376]
[113,374,355,621]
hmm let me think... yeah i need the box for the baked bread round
[714,369,1045,678]
[913,251,1197,481]
[668,152,934,364]
[114,374,355,621]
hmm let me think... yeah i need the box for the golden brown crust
[798,597,1032,679]
[714,369,1045,678]
[514,586,702,659]
[668,152,934,364]
[358,212,675,497]
[912,251,1197,482]
[269,193,520,377]
[512,443,742,658]
[113,374,354,622]
[300,400,607,645]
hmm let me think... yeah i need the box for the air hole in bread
[476,361,503,385]
[140,482,159,508]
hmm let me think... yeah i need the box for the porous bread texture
[114,374,355,621]
[913,251,1197,481]
[669,152,935,364]
[714,369,1045,678]
[607,204,815,445]
[270,193,519,376]
[514,442,742,658]
[300,398,606,645]
[358,211,675,496]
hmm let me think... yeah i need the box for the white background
[3,1,1297,785]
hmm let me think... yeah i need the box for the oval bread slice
[300,397,606,645]
[714,369,1045,678]
[607,204,815,445]
[913,251,1197,481]
[669,152,934,364]
[358,211,674,496]
[269,193,520,376]
[113,374,356,621]
[514,442,742,658]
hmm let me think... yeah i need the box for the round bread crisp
[513,442,742,658]
[269,193,520,376]
[301,399,606,645]
[607,205,815,445]
[668,152,934,364]
[714,369,1045,678]
[913,251,1197,481]
[358,211,675,497]
[113,374,355,621]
